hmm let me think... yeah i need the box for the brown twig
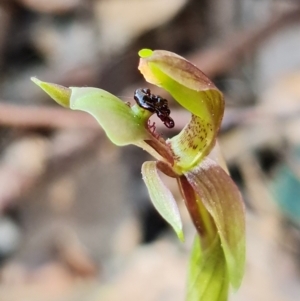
[0,129,102,212]
[0,102,190,131]
[0,103,99,130]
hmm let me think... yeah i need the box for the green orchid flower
[31,49,245,301]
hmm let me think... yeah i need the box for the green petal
[69,87,151,146]
[187,235,229,301]
[138,50,223,123]
[31,78,152,146]
[185,158,245,289]
[31,77,71,107]
[178,177,230,300]
[138,49,224,171]
[141,161,184,241]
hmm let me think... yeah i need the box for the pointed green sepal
[69,87,151,146]
[31,77,71,108]
[31,78,152,146]
[141,161,184,241]
[138,49,224,171]
[185,158,246,289]
[187,235,229,301]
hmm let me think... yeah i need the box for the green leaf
[185,157,245,289]
[141,161,184,241]
[187,235,229,301]
[138,49,224,171]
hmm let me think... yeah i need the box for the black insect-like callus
[134,88,175,128]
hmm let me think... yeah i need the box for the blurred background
[0,0,300,300]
